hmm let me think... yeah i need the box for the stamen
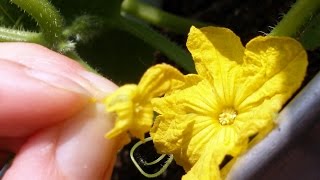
[218,108,237,125]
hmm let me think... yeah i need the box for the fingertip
[0,43,84,71]
[0,59,90,137]
[78,71,118,99]
[55,103,118,179]
[3,103,118,180]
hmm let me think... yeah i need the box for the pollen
[218,108,237,125]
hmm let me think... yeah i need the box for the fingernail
[26,68,90,95]
[78,71,118,98]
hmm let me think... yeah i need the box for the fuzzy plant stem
[10,0,65,49]
[0,27,44,44]
[269,0,320,37]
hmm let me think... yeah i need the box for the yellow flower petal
[151,80,225,170]
[127,102,153,139]
[152,79,220,116]
[182,141,222,180]
[104,63,187,145]
[114,132,131,150]
[211,126,242,158]
[151,113,218,171]
[104,84,139,138]
[234,101,275,147]
[235,36,308,111]
[187,26,244,105]
[187,26,244,73]
[138,64,185,99]
[150,114,193,156]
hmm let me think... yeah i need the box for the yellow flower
[104,64,184,147]
[150,26,307,179]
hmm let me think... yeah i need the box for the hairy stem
[0,27,44,44]
[270,0,320,37]
[10,0,66,50]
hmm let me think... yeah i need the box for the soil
[112,0,320,180]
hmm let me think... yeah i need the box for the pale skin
[0,43,119,180]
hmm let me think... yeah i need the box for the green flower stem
[269,0,320,37]
[118,16,195,72]
[121,0,207,34]
[0,27,45,44]
[10,0,66,50]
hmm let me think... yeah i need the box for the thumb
[4,103,118,180]
[0,43,119,179]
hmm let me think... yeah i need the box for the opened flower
[150,26,307,179]
[104,64,184,147]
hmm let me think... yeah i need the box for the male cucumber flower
[104,64,184,147]
[150,26,307,179]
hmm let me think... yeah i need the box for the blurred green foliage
[0,1,37,29]
[78,28,155,84]
[299,13,320,51]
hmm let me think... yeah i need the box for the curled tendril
[130,137,174,178]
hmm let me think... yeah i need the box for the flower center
[218,108,237,125]
[134,103,143,113]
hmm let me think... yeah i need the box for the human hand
[0,43,118,180]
